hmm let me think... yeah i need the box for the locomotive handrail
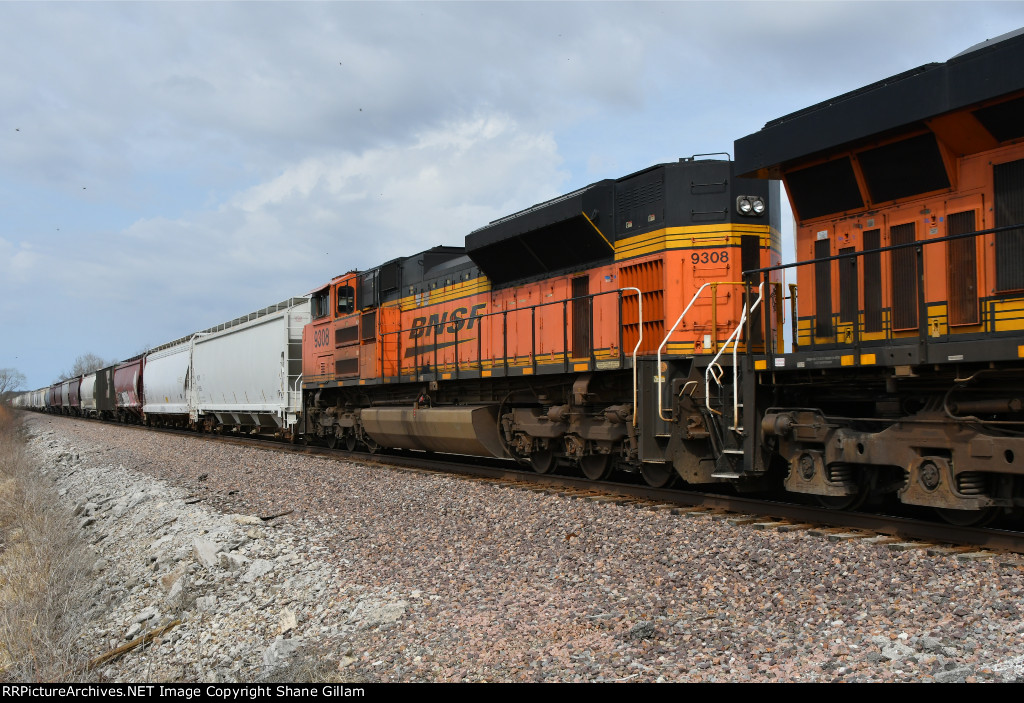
[740,220,1024,355]
[378,287,643,417]
[705,282,764,431]
[656,282,713,422]
[655,281,761,422]
[740,221,1024,278]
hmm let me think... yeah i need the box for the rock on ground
[22,414,1024,682]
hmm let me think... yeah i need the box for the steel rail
[35,414,1024,556]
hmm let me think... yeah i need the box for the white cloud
[0,239,38,285]
[225,113,566,268]
[0,111,566,371]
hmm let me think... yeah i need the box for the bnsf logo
[409,304,486,339]
[312,327,331,349]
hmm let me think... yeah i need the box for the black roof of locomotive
[464,159,775,287]
[734,28,1024,177]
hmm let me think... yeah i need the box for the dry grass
[0,408,94,681]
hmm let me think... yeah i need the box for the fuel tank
[360,405,506,458]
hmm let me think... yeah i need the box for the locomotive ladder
[704,283,763,478]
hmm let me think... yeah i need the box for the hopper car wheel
[345,433,357,452]
[580,454,612,481]
[530,448,556,475]
[640,462,676,488]
[326,434,338,450]
[934,507,1000,527]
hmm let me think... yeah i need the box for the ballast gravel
[20,413,1024,682]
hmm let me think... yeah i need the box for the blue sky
[4,1,1024,389]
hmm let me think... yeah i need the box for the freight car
[80,366,116,420]
[138,298,309,438]
[730,28,1024,524]
[189,299,308,436]
[114,357,144,423]
[300,157,781,486]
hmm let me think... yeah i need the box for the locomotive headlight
[736,195,766,217]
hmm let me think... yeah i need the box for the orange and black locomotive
[301,157,780,486]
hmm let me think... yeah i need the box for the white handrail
[656,283,714,421]
[704,282,764,429]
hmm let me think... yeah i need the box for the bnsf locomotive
[300,157,779,488]
[14,30,1024,525]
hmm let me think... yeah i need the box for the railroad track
[33,414,1024,559]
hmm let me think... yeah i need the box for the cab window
[336,285,355,315]
[312,289,330,319]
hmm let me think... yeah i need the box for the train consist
[12,30,1024,525]
[17,300,310,437]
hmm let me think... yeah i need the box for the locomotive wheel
[640,462,676,488]
[580,454,612,481]
[326,434,338,450]
[934,507,1000,527]
[530,448,556,475]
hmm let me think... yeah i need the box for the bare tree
[0,367,27,402]
[56,353,119,381]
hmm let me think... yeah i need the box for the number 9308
[691,250,729,264]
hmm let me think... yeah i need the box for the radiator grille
[619,259,665,354]
[615,180,663,211]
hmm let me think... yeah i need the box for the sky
[3,1,1024,389]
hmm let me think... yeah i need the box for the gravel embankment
[21,413,1024,682]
